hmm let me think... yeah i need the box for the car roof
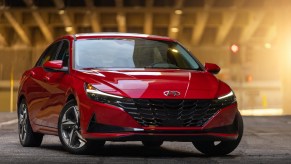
[69,33,175,42]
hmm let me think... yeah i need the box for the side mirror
[43,60,68,72]
[205,63,220,74]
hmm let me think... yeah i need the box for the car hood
[75,69,221,99]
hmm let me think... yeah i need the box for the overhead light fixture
[58,9,65,15]
[31,5,38,10]
[116,14,125,26]
[230,44,239,53]
[175,10,183,15]
[171,49,178,53]
[65,26,73,33]
[264,43,272,49]
[171,27,179,33]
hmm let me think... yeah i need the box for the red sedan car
[17,33,243,155]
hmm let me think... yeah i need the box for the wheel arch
[66,94,76,103]
[65,86,83,109]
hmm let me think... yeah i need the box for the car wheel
[142,141,164,147]
[18,99,43,147]
[58,100,105,154]
[192,112,243,156]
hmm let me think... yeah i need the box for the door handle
[29,71,35,77]
[43,76,50,82]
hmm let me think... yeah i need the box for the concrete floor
[1,113,291,163]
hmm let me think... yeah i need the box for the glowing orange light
[246,75,253,83]
[175,10,183,15]
[58,9,65,15]
[171,27,179,33]
[87,84,95,90]
[65,26,73,33]
[264,43,272,49]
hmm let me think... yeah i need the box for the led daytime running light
[86,89,123,99]
[218,91,234,100]
[85,84,123,99]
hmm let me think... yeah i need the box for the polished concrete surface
[0,113,291,163]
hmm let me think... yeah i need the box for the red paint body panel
[82,132,238,141]
[43,60,63,69]
[18,33,240,142]
[204,63,221,74]
[74,69,220,99]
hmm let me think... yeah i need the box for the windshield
[74,38,201,70]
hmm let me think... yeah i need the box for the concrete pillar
[278,6,291,114]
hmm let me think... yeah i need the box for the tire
[193,112,244,156]
[142,141,164,147]
[18,99,43,147]
[58,100,105,154]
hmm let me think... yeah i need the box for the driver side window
[35,40,69,68]
[56,40,69,67]
[36,41,62,67]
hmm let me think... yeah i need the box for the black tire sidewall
[193,112,244,156]
[18,99,43,147]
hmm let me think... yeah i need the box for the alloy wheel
[19,103,28,142]
[60,105,87,149]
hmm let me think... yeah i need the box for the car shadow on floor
[40,143,240,158]
[40,144,65,152]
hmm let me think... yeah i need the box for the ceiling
[0,0,290,47]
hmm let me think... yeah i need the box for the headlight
[214,91,236,108]
[85,83,126,106]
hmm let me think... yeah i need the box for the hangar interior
[0,0,291,115]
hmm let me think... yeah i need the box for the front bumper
[83,122,238,142]
[79,97,239,141]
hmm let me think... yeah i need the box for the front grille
[118,99,234,127]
